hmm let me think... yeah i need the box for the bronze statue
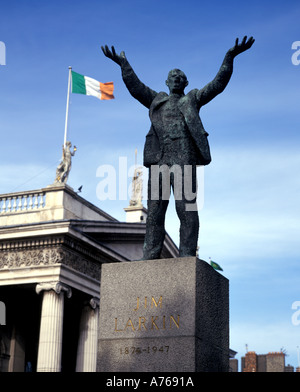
[102,36,254,260]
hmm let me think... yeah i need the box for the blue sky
[1,0,300,370]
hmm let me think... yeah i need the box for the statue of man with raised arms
[102,36,254,260]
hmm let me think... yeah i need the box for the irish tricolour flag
[71,70,114,100]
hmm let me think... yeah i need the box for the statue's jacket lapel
[144,91,211,167]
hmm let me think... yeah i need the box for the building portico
[0,184,178,372]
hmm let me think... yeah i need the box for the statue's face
[166,69,188,94]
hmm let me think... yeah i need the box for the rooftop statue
[102,36,254,260]
[129,166,143,208]
[54,141,77,185]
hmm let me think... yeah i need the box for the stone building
[241,351,294,372]
[229,349,238,372]
[0,184,178,372]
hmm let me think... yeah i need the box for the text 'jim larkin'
[114,296,180,332]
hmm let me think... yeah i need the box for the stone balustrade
[0,184,113,227]
[0,190,46,214]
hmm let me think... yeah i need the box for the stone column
[36,282,72,372]
[76,297,99,372]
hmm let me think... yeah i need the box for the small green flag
[209,258,223,271]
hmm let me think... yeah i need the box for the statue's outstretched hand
[230,36,255,57]
[101,45,126,66]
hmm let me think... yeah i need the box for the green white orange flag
[71,70,114,100]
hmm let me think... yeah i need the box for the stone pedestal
[97,257,229,372]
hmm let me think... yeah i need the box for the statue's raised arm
[101,45,126,66]
[101,45,157,108]
[229,36,255,57]
[197,36,255,107]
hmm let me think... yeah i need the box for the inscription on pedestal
[114,296,180,332]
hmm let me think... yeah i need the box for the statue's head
[166,69,188,94]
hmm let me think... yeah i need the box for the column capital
[36,281,72,298]
[88,297,100,309]
[83,297,99,309]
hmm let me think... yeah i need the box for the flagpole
[64,66,72,148]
